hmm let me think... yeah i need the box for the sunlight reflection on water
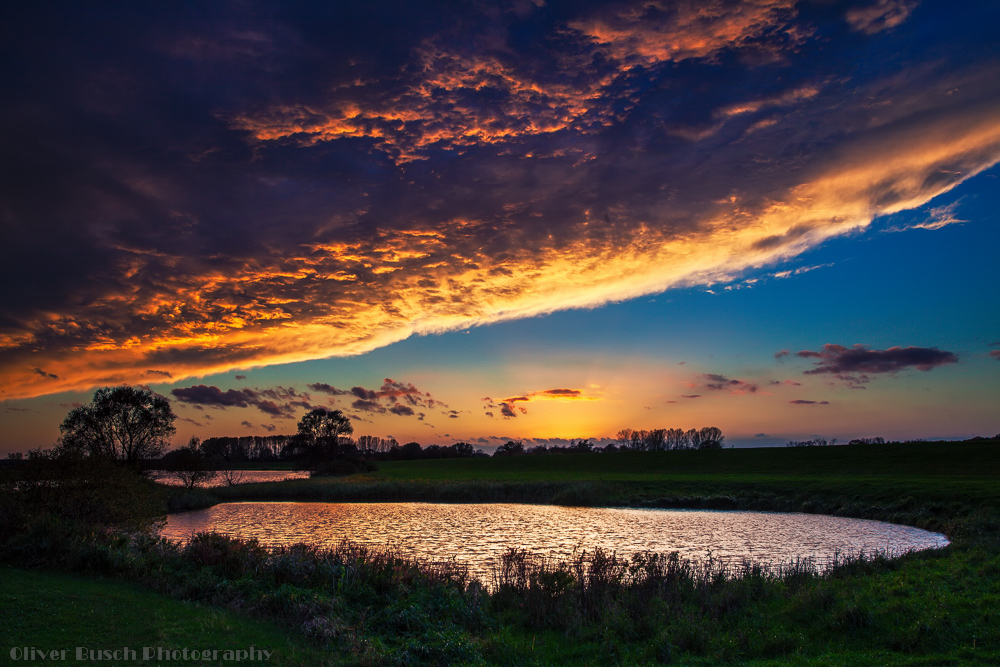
[161,502,948,581]
[151,470,310,487]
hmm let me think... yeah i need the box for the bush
[0,449,165,539]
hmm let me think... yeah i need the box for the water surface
[162,502,948,581]
[152,470,310,487]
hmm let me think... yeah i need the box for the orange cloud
[568,0,801,67]
[230,48,617,162]
[3,9,999,402]
[4,92,999,401]
[231,2,803,162]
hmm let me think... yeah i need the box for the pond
[162,502,948,582]
[151,470,311,487]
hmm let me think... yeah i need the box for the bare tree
[166,437,218,489]
[219,469,246,486]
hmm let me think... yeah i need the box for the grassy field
[0,566,336,666]
[375,440,1000,480]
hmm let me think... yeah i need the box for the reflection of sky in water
[163,502,948,583]
[152,471,310,487]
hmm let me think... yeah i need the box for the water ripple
[162,502,949,581]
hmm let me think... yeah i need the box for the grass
[374,440,1000,480]
[0,566,335,666]
[4,536,999,666]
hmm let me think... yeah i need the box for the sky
[1,0,998,454]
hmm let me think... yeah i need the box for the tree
[297,408,353,459]
[696,426,725,450]
[493,440,525,456]
[58,385,176,467]
[161,437,218,489]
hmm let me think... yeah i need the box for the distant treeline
[614,427,726,451]
[181,427,728,464]
[786,435,1000,447]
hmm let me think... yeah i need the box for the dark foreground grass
[0,566,332,666]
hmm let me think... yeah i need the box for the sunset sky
[2,0,998,454]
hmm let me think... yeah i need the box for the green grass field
[375,440,1000,481]
[0,567,335,666]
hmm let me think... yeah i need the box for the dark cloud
[797,344,959,382]
[681,394,702,399]
[774,350,789,359]
[846,0,917,34]
[261,423,277,433]
[389,403,415,417]
[990,350,1000,361]
[171,384,300,418]
[351,399,385,413]
[2,2,999,399]
[241,421,254,429]
[307,382,351,395]
[500,403,518,419]
[234,375,247,380]
[321,378,442,418]
[178,417,204,427]
[351,387,379,401]
[257,386,307,401]
[789,399,830,405]
[702,374,758,394]
[145,369,173,378]
[755,433,769,438]
[172,385,260,408]
[32,368,59,380]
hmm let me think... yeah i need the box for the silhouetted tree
[696,426,725,449]
[848,436,885,445]
[451,442,476,457]
[297,408,353,459]
[786,438,828,447]
[493,440,525,456]
[58,385,176,468]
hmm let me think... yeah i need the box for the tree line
[41,385,729,474]
[614,427,726,451]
